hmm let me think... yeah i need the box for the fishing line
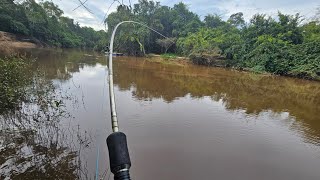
[76,0,93,14]
[94,143,100,180]
[101,1,119,25]
[107,21,174,133]
[100,165,111,180]
[72,0,175,174]
[73,0,89,11]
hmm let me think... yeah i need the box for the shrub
[0,56,32,113]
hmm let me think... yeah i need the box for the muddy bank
[148,53,227,67]
[0,31,46,54]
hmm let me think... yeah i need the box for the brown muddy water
[1,49,320,180]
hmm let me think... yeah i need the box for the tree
[302,21,320,42]
[0,0,107,49]
[204,14,225,28]
[0,0,29,34]
[40,1,63,18]
[276,12,303,44]
[171,2,202,37]
[156,37,176,53]
[228,12,245,28]
[313,6,320,23]
[154,6,175,37]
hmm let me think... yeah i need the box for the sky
[44,0,319,30]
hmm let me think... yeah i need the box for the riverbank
[147,54,192,66]
[147,53,227,67]
[148,53,320,81]
[0,31,46,54]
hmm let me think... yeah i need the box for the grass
[160,53,177,59]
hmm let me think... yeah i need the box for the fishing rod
[106,21,172,180]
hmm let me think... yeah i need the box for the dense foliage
[0,0,107,50]
[1,0,319,79]
[105,1,202,55]
[105,0,320,80]
[176,12,320,80]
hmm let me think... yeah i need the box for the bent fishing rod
[106,21,172,180]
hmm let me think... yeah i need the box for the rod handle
[107,132,131,180]
[114,170,131,180]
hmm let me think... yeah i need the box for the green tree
[0,0,29,34]
[156,37,176,53]
[302,21,320,42]
[204,14,225,28]
[171,2,202,37]
[228,12,245,28]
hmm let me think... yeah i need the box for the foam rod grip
[107,132,131,174]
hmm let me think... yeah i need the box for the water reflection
[2,49,320,179]
[19,48,106,81]
[0,54,91,179]
[113,57,320,142]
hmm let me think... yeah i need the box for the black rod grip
[107,132,131,175]
[114,170,131,180]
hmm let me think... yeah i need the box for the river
[1,49,320,180]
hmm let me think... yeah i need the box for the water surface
[2,49,320,179]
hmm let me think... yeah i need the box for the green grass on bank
[160,53,178,59]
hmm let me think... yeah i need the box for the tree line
[106,0,320,80]
[0,0,319,80]
[0,0,107,50]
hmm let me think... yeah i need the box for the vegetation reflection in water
[25,49,320,146]
[0,52,93,179]
[33,49,320,145]
[1,49,320,179]
[113,57,320,144]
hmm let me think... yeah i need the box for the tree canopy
[1,0,319,80]
[0,0,107,50]
[104,1,319,79]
